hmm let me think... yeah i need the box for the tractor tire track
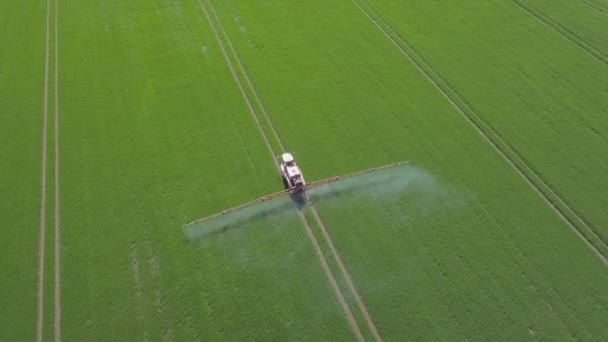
[297,212,364,341]
[578,0,608,15]
[130,243,150,341]
[352,0,608,266]
[512,0,608,66]
[309,206,383,341]
[36,0,52,339]
[205,0,383,338]
[197,0,365,338]
[53,0,61,339]
[196,0,278,171]
[204,0,383,339]
[205,1,286,152]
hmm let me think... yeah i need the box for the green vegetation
[0,0,45,340]
[521,0,608,58]
[58,0,351,340]
[360,0,608,243]
[210,0,608,339]
[1,0,607,340]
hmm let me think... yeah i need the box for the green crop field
[1,0,607,340]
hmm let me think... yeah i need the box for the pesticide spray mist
[183,163,443,242]
[307,163,438,203]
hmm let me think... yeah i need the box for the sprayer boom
[184,160,408,237]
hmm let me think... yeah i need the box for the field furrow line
[205,1,383,339]
[196,0,278,171]
[297,212,365,341]
[197,0,366,338]
[36,0,52,339]
[309,206,383,341]
[209,1,382,341]
[352,0,608,265]
[512,0,608,66]
[578,0,608,15]
[205,1,286,153]
[53,0,61,339]
[130,243,150,341]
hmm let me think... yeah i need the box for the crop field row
[1,0,607,340]
[0,0,47,341]
[353,0,608,262]
[206,0,608,339]
[360,0,608,251]
[196,1,384,338]
[56,0,360,340]
[517,0,608,62]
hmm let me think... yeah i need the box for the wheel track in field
[296,212,364,341]
[512,0,608,66]
[205,1,286,157]
[352,0,608,266]
[36,0,61,339]
[578,0,608,15]
[209,0,382,341]
[308,204,383,341]
[36,0,52,339]
[53,0,62,339]
[203,2,383,339]
[196,1,367,340]
[129,243,150,341]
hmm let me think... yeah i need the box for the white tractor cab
[279,152,306,192]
